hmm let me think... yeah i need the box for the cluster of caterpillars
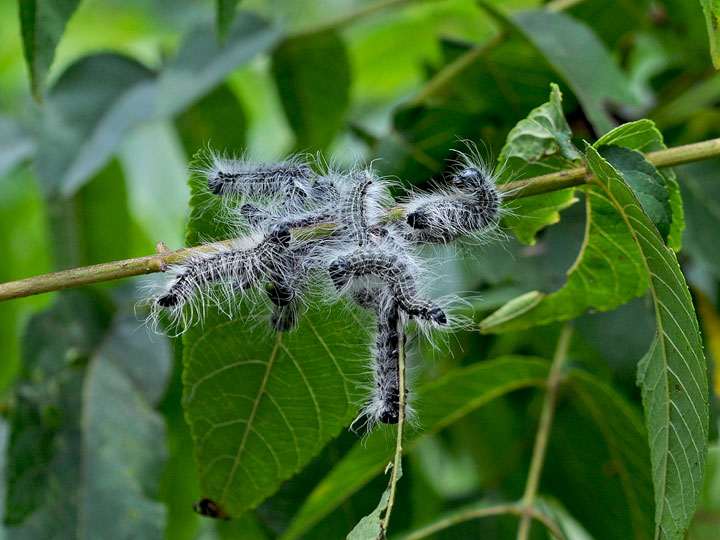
[149,151,502,430]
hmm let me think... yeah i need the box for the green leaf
[216,0,241,40]
[481,120,683,333]
[582,145,707,540]
[565,369,654,538]
[37,53,155,195]
[0,116,35,180]
[677,161,720,272]
[18,0,81,99]
[534,497,596,540]
[181,160,369,517]
[282,356,550,540]
[498,83,581,244]
[480,4,637,134]
[5,293,172,539]
[346,463,401,540]
[271,30,351,151]
[687,443,720,539]
[701,0,720,69]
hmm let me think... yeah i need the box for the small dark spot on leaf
[194,498,230,520]
[675,384,681,393]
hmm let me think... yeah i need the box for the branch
[1,138,719,303]
[516,324,572,540]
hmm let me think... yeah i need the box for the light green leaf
[346,463,400,540]
[216,0,241,40]
[181,161,369,517]
[18,0,81,99]
[701,0,720,69]
[5,293,172,539]
[498,83,581,244]
[480,4,637,134]
[271,30,351,151]
[583,145,707,540]
[282,357,550,539]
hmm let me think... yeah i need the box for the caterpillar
[240,203,335,230]
[404,166,501,243]
[271,299,300,332]
[369,295,404,424]
[328,250,446,324]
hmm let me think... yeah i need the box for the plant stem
[516,324,572,540]
[396,503,566,540]
[381,319,407,537]
[1,138,719,303]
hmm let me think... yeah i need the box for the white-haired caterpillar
[369,295,405,424]
[154,226,291,315]
[405,166,501,243]
[271,299,300,332]
[199,153,314,204]
[240,203,335,230]
[328,250,446,324]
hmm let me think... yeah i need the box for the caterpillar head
[452,167,486,191]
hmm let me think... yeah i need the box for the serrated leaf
[582,145,707,540]
[216,0,241,40]
[481,120,682,333]
[498,83,581,244]
[18,0,81,100]
[701,0,720,69]
[181,160,369,517]
[282,356,550,540]
[271,30,351,151]
[5,293,172,539]
[480,4,637,135]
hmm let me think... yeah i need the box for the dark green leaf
[282,357,549,539]
[480,4,637,134]
[216,0,241,40]
[18,0,81,99]
[701,0,720,69]
[498,83,581,244]
[5,293,172,539]
[583,145,707,540]
[271,30,351,151]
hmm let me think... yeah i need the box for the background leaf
[18,0,81,99]
[701,0,720,69]
[271,30,351,151]
[216,0,241,40]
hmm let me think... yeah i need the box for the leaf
[687,443,720,539]
[271,30,351,151]
[282,356,550,540]
[565,369,654,538]
[5,293,173,539]
[582,145,707,540]
[346,463,401,540]
[18,0,81,99]
[36,53,155,195]
[481,120,680,333]
[181,160,370,517]
[156,14,281,118]
[480,4,637,135]
[677,161,720,272]
[701,0,720,69]
[534,498,596,540]
[498,83,581,244]
[0,116,35,180]
[216,0,241,40]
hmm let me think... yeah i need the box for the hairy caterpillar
[328,250,446,324]
[369,295,404,424]
[404,165,502,244]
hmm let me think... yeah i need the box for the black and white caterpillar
[147,147,508,432]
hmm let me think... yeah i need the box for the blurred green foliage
[2,1,720,539]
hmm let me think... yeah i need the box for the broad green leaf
[216,0,241,40]
[346,463,401,540]
[181,161,369,517]
[0,116,35,180]
[687,444,720,539]
[282,356,550,540]
[271,30,351,151]
[480,4,637,134]
[498,83,581,244]
[565,369,654,539]
[701,0,720,69]
[156,14,281,118]
[37,53,154,195]
[566,0,650,46]
[5,293,172,539]
[18,0,81,99]
[582,145,707,540]
[481,120,681,333]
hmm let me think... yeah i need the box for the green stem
[381,319,407,536]
[516,325,572,540]
[1,138,719,302]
